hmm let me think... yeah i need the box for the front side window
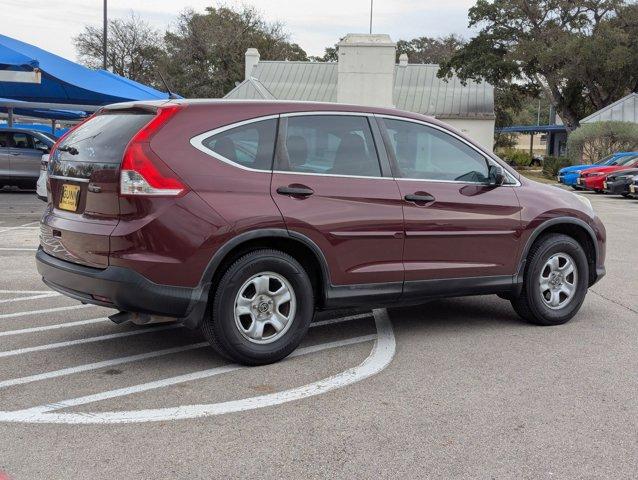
[11,133,35,149]
[201,118,277,171]
[383,119,489,183]
[279,115,381,177]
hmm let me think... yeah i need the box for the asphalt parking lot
[0,188,636,479]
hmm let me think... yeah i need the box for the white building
[225,34,496,151]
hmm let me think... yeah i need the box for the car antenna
[157,70,180,100]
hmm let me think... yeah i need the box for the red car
[578,155,638,192]
[37,100,606,365]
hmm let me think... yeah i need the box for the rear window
[55,111,154,164]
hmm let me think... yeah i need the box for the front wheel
[202,249,314,365]
[511,234,589,326]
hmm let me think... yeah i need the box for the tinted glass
[202,119,277,171]
[0,132,9,148]
[11,133,35,149]
[55,111,154,164]
[384,119,489,182]
[280,115,381,177]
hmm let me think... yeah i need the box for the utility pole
[102,0,108,70]
[369,0,373,34]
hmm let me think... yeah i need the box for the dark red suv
[37,100,606,364]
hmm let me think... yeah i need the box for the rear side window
[201,119,277,171]
[383,119,489,183]
[278,115,381,177]
[55,112,154,164]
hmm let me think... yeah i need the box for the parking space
[0,190,637,478]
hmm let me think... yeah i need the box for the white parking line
[0,226,39,234]
[0,314,371,386]
[0,317,108,337]
[31,334,378,413]
[0,290,53,294]
[0,342,209,389]
[0,325,180,359]
[0,293,59,304]
[0,309,394,424]
[0,304,92,320]
[0,247,38,252]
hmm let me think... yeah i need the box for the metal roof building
[226,61,494,120]
[581,93,638,124]
[225,34,496,150]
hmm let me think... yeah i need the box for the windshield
[616,155,638,166]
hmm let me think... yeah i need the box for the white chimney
[245,48,260,80]
[399,53,408,67]
[337,34,396,108]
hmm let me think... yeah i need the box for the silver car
[0,128,56,190]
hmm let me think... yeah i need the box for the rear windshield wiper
[58,145,79,155]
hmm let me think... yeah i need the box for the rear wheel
[511,234,589,326]
[202,249,314,365]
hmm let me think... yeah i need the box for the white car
[36,153,49,201]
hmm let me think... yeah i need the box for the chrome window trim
[376,114,521,187]
[189,111,521,187]
[189,114,279,173]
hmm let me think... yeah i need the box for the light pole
[102,0,107,70]
[369,0,373,34]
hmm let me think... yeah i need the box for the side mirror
[488,165,505,186]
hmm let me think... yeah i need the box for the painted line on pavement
[0,313,371,385]
[0,304,92,320]
[0,309,394,424]
[0,317,108,337]
[0,325,180,359]
[0,342,209,389]
[0,293,59,304]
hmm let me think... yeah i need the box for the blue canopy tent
[0,33,172,105]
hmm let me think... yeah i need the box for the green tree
[163,6,307,98]
[396,34,465,64]
[439,0,638,131]
[74,13,163,88]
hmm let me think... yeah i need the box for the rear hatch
[42,109,156,268]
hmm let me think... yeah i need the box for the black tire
[202,249,314,365]
[622,193,630,198]
[511,234,589,326]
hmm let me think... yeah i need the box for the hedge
[567,121,638,163]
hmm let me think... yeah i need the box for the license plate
[59,184,80,211]
[603,182,607,189]
[631,185,636,193]
[577,178,582,184]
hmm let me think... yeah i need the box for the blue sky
[4,0,478,61]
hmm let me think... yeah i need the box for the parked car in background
[558,152,638,189]
[36,100,606,365]
[578,155,638,192]
[0,128,56,189]
[603,168,638,197]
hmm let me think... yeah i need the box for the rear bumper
[36,248,201,318]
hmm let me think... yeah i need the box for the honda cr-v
[37,100,606,365]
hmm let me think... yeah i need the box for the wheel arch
[182,229,330,329]
[515,217,599,293]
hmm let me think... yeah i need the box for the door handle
[9,152,20,156]
[404,193,435,203]
[276,186,314,197]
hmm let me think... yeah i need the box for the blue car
[558,152,638,189]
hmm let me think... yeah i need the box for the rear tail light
[120,105,188,197]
